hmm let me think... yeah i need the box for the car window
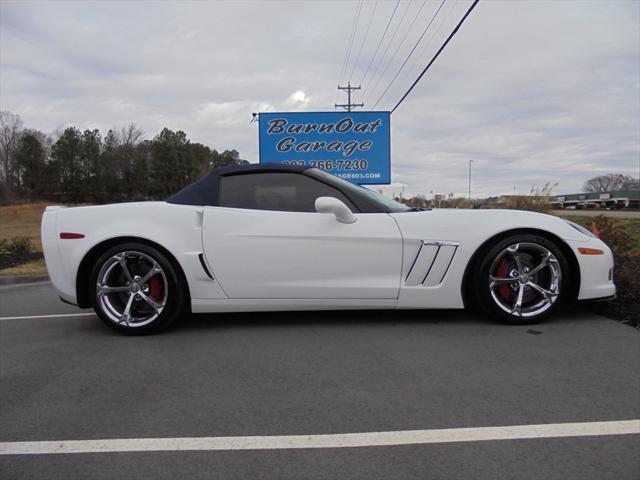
[309,169,411,213]
[218,172,358,212]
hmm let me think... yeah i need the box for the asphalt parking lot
[1,281,639,480]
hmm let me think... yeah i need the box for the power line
[359,0,401,87]
[346,0,379,82]
[338,0,364,85]
[387,2,464,106]
[372,0,447,109]
[384,0,457,107]
[363,0,429,105]
[335,0,363,106]
[391,0,481,114]
[360,0,413,97]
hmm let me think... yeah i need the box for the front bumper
[568,236,616,300]
[580,294,617,303]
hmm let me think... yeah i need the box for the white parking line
[0,313,95,321]
[1,420,638,455]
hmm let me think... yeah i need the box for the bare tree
[115,123,144,146]
[621,176,639,191]
[583,173,638,193]
[0,111,24,184]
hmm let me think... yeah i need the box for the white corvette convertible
[41,164,615,333]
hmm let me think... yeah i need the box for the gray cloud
[1,0,638,197]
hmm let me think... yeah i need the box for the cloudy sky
[1,0,638,197]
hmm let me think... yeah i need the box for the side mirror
[315,197,356,224]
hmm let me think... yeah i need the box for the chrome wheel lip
[96,250,168,328]
[489,242,561,318]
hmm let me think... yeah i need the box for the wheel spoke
[98,284,130,294]
[138,291,164,311]
[490,276,518,287]
[140,262,162,285]
[527,281,559,300]
[511,284,524,316]
[508,245,524,274]
[528,252,551,276]
[117,254,133,283]
[120,293,135,326]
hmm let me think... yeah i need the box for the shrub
[446,198,474,209]
[498,182,558,213]
[0,236,34,257]
[590,216,638,256]
[590,216,640,326]
[395,195,476,209]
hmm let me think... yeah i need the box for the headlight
[563,219,597,238]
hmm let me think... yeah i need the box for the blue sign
[258,111,390,185]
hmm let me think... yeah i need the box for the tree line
[0,111,247,204]
[2,110,637,205]
[582,173,638,193]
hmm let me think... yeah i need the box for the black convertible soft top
[166,163,313,207]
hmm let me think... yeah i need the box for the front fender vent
[405,241,459,287]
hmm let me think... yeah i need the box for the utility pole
[335,82,364,112]
[468,159,474,199]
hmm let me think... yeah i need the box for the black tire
[471,234,571,325]
[89,242,186,334]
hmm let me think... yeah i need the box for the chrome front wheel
[473,234,570,324]
[488,242,561,318]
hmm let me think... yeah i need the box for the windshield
[310,168,410,213]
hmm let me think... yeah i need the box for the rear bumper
[42,210,78,305]
[59,296,79,307]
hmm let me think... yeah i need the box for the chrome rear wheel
[96,250,168,328]
[90,243,185,334]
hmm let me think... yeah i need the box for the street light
[468,160,474,199]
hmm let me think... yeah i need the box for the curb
[0,275,50,286]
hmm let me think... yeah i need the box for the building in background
[550,191,639,209]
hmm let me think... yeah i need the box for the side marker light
[578,248,604,255]
[60,232,85,239]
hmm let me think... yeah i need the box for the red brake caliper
[495,259,512,301]
[148,275,162,301]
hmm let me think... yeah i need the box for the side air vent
[198,253,214,280]
[405,241,459,287]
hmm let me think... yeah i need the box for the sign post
[258,111,391,185]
